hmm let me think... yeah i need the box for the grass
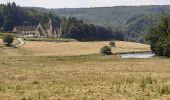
[0,32,18,39]
[17,40,150,56]
[1,39,150,56]
[1,39,170,99]
[0,39,3,48]
[24,38,75,42]
[0,55,169,99]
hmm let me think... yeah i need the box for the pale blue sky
[0,0,170,8]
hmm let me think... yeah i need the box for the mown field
[0,39,170,100]
[0,39,150,56]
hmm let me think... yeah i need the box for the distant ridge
[31,5,170,42]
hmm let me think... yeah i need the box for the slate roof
[15,26,37,31]
[13,19,60,35]
[42,23,50,30]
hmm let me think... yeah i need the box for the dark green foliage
[3,34,14,46]
[0,2,61,31]
[61,17,121,41]
[3,19,14,31]
[34,5,170,42]
[100,46,112,55]
[109,41,116,47]
[0,2,123,41]
[23,21,29,26]
[164,40,170,56]
[147,16,170,57]
[160,85,170,94]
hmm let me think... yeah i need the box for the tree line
[61,17,124,41]
[43,6,170,43]
[0,2,124,41]
[0,2,61,31]
[147,16,170,57]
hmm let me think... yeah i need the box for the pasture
[0,39,150,56]
[0,39,170,99]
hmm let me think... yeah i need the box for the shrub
[109,41,116,47]
[3,34,14,46]
[100,46,112,55]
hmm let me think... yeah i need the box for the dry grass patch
[0,39,159,100]
[19,41,150,56]
[0,39,31,56]
[0,39,3,47]
[0,39,5,55]
[112,41,150,53]
[0,39,150,56]
[0,55,169,99]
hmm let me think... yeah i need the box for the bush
[100,46,112,55]
[3,34,14,46]
[109,41,116,47]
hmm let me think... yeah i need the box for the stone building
[13,19,62,38]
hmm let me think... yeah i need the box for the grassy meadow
[0,39,150,56]
[0,39,170,99]
[24,38,75,42]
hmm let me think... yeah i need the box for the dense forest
[2,3,170,42]
[147,16,170,57]
[61,17,124,41]
[0,2,61,31]
[33,5,170,42]
[0,2,124,41]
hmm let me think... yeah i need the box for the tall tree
[147,16,170,57]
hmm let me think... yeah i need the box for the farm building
[13,19,62,38]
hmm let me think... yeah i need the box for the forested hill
[0,3,61,31]
[1,3,170,42]
[0,2,123,41]
[33,5,170,42]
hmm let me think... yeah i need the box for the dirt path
[16,38,25,47]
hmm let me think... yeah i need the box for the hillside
[0,3,61,31]
[33,5,170,42]
[0,39,150,56]
[0,3,119,41]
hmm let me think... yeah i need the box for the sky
[0,0,170,8]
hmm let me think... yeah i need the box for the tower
[48,18,54,37]
[49,18,52,25]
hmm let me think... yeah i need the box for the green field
[0,40,170,99]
